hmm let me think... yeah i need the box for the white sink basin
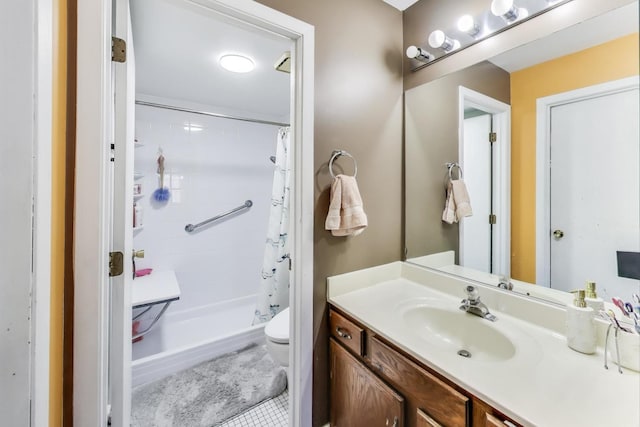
[402,305,516,362]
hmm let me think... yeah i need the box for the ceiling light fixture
[406,45,434,63]
[491,0,527,23]
[219,54,255,73]
[428,30,460,52]
[184,124,203,132]
[457,14,480,37]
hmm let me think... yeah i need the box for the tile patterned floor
[219,389,288,426]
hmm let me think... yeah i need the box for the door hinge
[111,36,126,63]
[109,251,124,277]
[489,214,497,225]
[489,132,497,143]
[110,143,115,162]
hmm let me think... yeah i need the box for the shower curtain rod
[135,100,290,127]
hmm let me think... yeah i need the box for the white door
[458,86,511,278]
[461,113,493,272]
[0,2,35,423]
[549,87,639,300]
[109,0,135,424]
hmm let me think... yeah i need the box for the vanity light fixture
[457,14,480,37]
[406,45,434,63]
[490,0,528,23]
[219,54,255,73]
[428,30,460,52]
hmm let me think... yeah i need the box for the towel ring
[446,162,463,180]
[329,150,358,178]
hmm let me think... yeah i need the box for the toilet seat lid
[265,307,289,344]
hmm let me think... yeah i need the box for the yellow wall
[51,0,67,424]
[510,33,639,283]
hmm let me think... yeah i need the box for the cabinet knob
[336,326,352,340]
[553,229,564,239]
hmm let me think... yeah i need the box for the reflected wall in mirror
[405,1,639,304]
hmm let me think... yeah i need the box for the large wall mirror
[405,0,639,305]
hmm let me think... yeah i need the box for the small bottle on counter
[584,281,604,314]
[566,289,596,354]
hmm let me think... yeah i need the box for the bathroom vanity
[327,262,639,427]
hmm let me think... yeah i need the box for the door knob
[553,230,564,239]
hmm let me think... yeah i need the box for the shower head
[270,156,276,164]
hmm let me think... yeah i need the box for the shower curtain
[253,127,291,324]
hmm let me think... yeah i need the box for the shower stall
[130,101,289,386]
[128,0,293,387]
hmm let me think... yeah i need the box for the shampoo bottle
[584,281,604,314]
[566,290,596,354]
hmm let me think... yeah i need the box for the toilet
[264,307,290,385]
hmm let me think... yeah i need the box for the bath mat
[131,344,287,426]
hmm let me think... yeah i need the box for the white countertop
[132,270,181,307]
[327,262,640,427]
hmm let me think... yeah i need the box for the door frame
[535,75,639,287]
[74,0,315,425]
[458,86,511,277]
[3,0,53,424]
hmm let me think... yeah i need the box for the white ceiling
[382,0,420,11]
[130,0,292,121]
[489,2,639,72]
[131,0,637,116]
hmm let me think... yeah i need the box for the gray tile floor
[219,389,288,427]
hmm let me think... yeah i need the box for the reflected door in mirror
[548,85,639,301]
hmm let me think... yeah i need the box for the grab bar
[185,200,253,233]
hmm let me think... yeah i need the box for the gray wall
[405,61,510,260]
[255,1,404,425]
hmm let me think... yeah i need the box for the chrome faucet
[498,276,514,291]
[460,286,497,321]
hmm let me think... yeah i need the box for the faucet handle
[465,285,479,301]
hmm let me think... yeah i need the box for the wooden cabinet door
[330,338,404,427]
[369,336,469,427]
[417,408,442,427]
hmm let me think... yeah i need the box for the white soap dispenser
[566,290,596,354]
[584,281,604,314]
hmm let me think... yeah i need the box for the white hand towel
[442,181,457,224]
[325,174,368,236]
[452,179,473,220]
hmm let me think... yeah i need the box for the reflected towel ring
[329,149,358,178]
[446,162,463,180]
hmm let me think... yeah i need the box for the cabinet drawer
[485,413,520,427]
[370,336,469,427]
[330,310,364,356]
[417,408,442,427]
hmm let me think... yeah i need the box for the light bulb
[491,0,519,22]
[428,30,460,52]
[406,45,433,62]
[457,14,480,36]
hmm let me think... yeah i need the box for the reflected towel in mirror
[442,179,472,224]
[452,179,473,220]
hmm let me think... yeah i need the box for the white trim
[32,0,53,425]
[535,75,639,287]
[74,0,112,424]
[75,1,314,426]
[458,86,511,278]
